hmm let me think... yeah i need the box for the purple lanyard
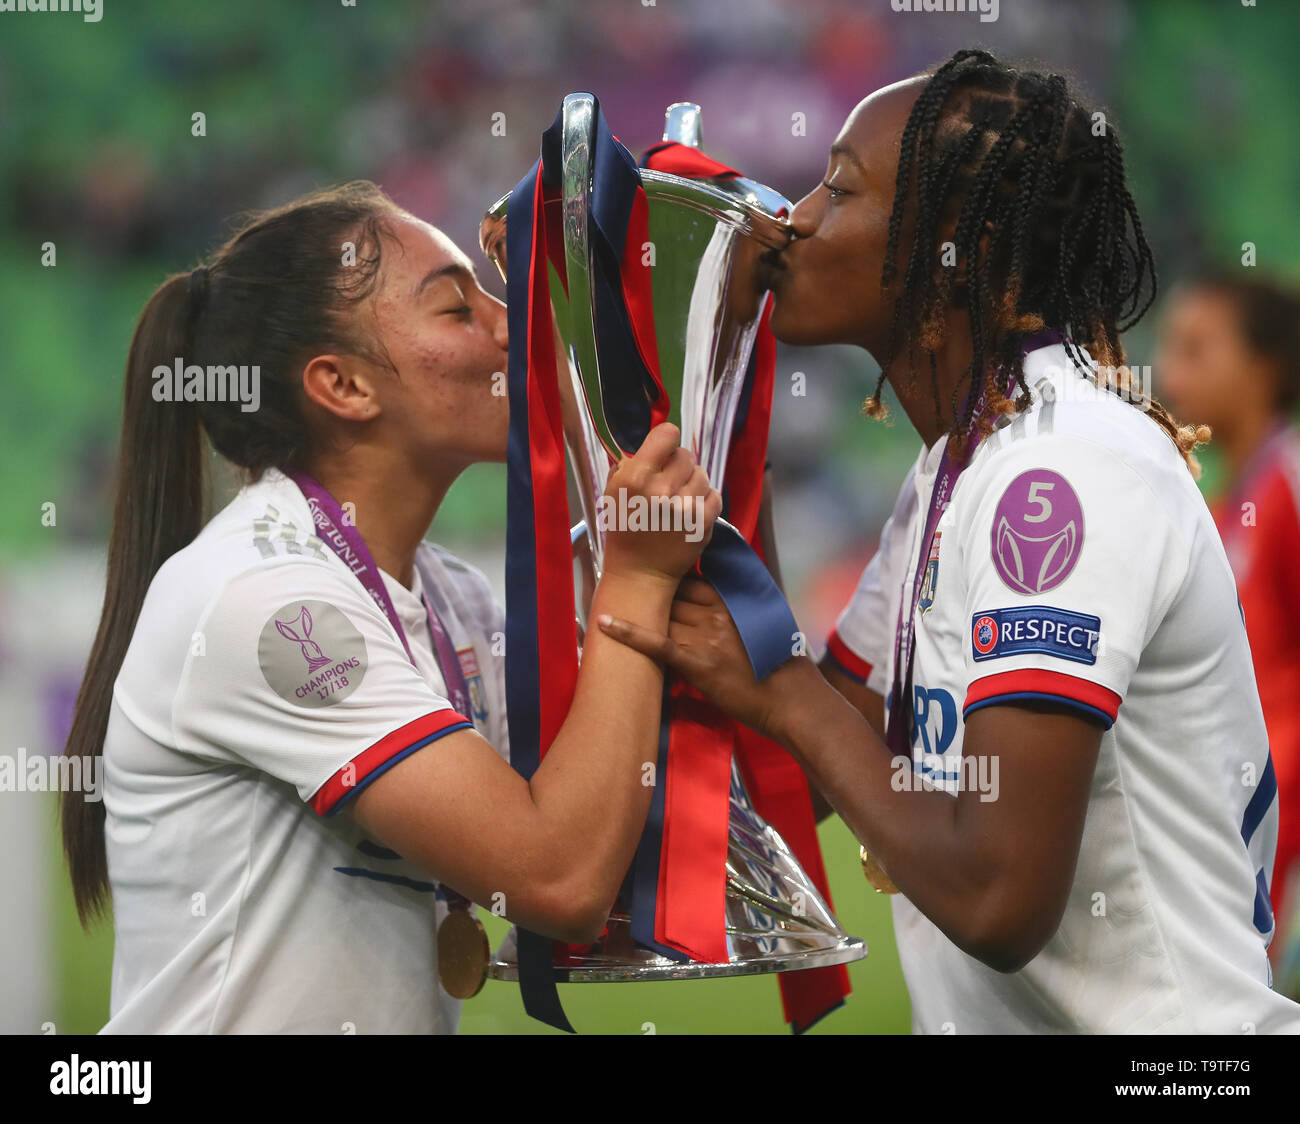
[884,331,1063,755]
[287,471,474,722]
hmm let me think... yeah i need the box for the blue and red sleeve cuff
[825,629,875,685]
[311,709,473,816]
[964,668,1121,729]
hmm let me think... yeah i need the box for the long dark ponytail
[63,181,400,926]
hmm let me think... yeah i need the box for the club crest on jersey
[259,600,369,708]
[970,605,1101,665]
[457,645,490,727]
[991,469,1084,595]
[918,532,942,616]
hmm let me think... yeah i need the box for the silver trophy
[479,93,865,981]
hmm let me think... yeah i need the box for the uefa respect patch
[971,605,1101,665]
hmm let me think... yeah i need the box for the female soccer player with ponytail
[599,50,1300,1032]
[63,182,720,1033]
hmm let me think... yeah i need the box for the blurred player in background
[600,49,1300,1032]
[61,182,718,1033]
[1157,273,1300,998]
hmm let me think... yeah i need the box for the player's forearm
[771,666,1025,961]
[809,654,887,821]
[526,569,673,934]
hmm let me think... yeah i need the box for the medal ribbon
[286,470,473,720]
[287,470,478,925]
[884,330,1064,756]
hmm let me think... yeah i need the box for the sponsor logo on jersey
[911,683,958,755]
[970,605,1101,664]
[884,684,959,756]
[259,600,369,708]
[991,468,1084,594]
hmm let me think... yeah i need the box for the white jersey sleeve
[957,433,1190,727]
[826,462,919,696]
[171,557,473,816]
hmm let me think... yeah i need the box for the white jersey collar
[914,339,1095,484]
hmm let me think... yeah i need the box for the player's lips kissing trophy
[478,93,865,1032]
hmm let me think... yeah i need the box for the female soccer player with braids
[63,182,719,1033]
[599,49,1300,1032]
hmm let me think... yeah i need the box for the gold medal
[437,904,489,999]
[859,844,899,895]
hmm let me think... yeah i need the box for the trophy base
[487,917,866,983]
[484,759,869,984]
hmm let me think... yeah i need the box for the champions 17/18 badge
[917,531,942,616]
[258,600,368,709]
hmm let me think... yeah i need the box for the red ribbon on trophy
[495,98,855,1033]
[642,140,850,1031]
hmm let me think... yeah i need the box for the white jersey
[100,468,508,1034]
[827,341,1300,1034]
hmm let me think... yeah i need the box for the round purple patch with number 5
[991,468,1085,594]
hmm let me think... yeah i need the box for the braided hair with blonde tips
[868,48,1209,473]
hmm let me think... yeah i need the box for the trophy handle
[663,102,703,147]
[559,93,632,466]
[571,520,598,633]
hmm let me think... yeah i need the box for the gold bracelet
[859,844,899,894]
